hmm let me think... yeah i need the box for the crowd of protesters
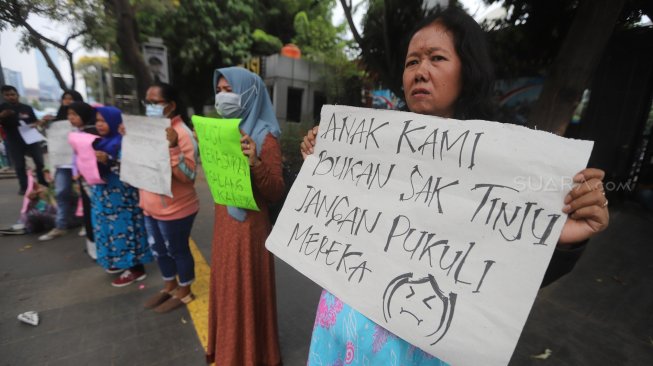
[0,6,614,366]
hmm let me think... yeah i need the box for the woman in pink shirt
[139,82,200,313]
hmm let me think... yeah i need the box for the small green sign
[192,115,259,211]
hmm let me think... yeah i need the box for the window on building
[287,87,303,123]
[313,91,326,123]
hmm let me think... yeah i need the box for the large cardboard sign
[266,105,593,366]
[120,116,172,197]
[192,116,259,211]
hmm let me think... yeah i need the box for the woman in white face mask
[206,67,285,366]
[139,83,200,313]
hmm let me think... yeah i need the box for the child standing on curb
[92,106,152,287]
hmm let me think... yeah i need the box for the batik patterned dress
[308,290,449,366]
[91,169,152,270]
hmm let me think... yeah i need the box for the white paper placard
[47,120,74,169]
[120,116,172,197]
[18,121,45,145]
[266,105,594,366]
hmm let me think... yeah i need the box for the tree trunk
[527,0,626,135]
[29,36,70,91]
[105,0,152,110]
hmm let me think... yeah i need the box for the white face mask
[145,103,167,118]
[214,92,242,118]
[214,85,257,118]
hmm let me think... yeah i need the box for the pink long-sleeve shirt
[139,115,199,220]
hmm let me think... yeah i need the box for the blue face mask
[145,104,167,118]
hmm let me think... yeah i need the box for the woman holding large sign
[206,67,285,366]
[300,6,609,365]
[140,83,200,313]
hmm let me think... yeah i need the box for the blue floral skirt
[91,173,152,270]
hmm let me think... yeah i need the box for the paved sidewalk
[0,183,206,365]
[509,202,653,365]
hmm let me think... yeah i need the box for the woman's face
[68,108,83,128]
[96,112,110,136]
[145,86,175,118]
[62,94,75,107]
[216,76,232,93]
[403,21,462,118]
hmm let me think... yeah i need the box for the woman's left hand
[240,131,260,167]
[559,168,609,244]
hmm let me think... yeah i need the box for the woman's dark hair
[61,90,83,102]
[151,82,191,128]
[56,90,84,120]
[68,101,96,126]
[405,6,496,120]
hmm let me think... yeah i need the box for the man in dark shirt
[0,85,48,194]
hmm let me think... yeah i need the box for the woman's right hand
[95,151,109,164]
[300,126,319,160]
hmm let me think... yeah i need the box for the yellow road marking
[188,238,211,352]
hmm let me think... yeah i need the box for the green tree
[340,0,439,99]
[102,0,158,108]
[292,10,345,60]
[0,0,103,91]
[76,55,118,104]
[254,0,337,44]
[137,0,256,114]
[290,6,364,106]
[251,29,283,56]
[341,0,652,134]
[483,0,652,133]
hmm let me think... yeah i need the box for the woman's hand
[166,127,178,148]
[559,168,609,244]
[240,131,260,167]
[118,123,126,136]
[300,126,319,160]
[95,151,109,164]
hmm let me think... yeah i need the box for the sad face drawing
[382,273,457,346]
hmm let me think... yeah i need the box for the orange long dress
[206,134,285,366]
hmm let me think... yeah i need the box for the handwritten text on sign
[120,116,172,197]
[266,105,593,366]
[192,116,259,211]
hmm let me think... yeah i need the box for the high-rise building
[2,68,25,96]
[35,47,62,103]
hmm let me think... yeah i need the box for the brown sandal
[153,292,195,313]
[144,289,175,309]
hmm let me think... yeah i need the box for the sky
[0,15,91,91]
